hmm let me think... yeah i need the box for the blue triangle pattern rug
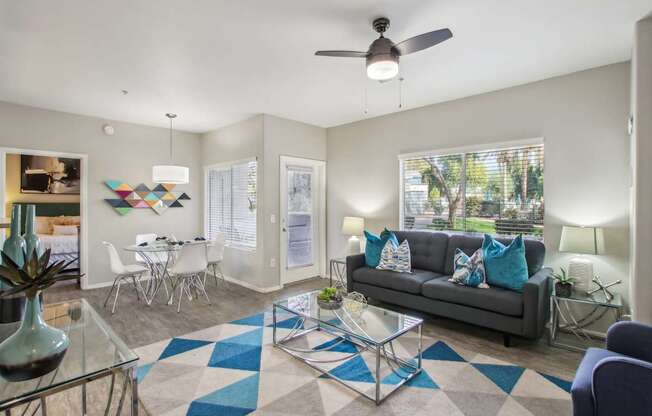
[135,310,573,415]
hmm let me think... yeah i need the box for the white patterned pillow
[376,239,411,273]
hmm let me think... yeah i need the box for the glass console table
[0,299,139,415]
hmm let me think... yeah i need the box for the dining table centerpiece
[0,249,81,381]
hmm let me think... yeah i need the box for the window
[400,142,544,239]
[205,159,257,249]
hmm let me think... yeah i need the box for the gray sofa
[346,231,551,345]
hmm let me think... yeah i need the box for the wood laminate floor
[39,277,582,415]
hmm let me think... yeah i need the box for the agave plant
[0,249,82,299]
[552,267,576,286]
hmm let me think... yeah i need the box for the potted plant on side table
[552,267,575,298]
[0,249,82,381]
[317,287,343,310]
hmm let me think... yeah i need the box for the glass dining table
[123,240,209,306]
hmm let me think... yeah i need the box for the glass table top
[0,299,138,405]
[554,289,622,307]
[124,240,209,252]
[274,290,423,345]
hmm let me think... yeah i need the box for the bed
[14,202,80,273]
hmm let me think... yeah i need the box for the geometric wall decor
[104,180,191,216]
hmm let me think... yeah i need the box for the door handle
[282,227,287,232]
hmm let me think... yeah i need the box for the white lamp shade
[341,216,364,236]
[559,226,605,255]
[152,165,189,184]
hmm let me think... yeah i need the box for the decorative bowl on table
[317,287,343,310]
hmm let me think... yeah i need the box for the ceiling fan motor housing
[366,37,399,81]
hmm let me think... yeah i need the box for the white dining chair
[103,241,148,314]
[205,233,226,287]
[168,242,209,312]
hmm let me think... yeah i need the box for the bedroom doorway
[0,148,88,289]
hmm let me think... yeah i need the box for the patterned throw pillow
[376,239,411,273]
[449,248,489,288]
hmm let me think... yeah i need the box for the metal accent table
[548,289,623,352]
[329,258,346,289]
[273,290,423,405]
[0,299,139,415]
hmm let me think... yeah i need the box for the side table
[549,289,623,352]
[329,258,347,290]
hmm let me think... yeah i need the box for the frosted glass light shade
[366,60,399,81]
[341,216,364,236]
[559,226,605,255]
[152,165,189,184]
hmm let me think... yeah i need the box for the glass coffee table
[0,299,139,415]
[273,290,423,405]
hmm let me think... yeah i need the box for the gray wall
[630,16,652,324]
[262,115,327,286]
[0,101,202,287]
[327,63,632,307]
[200,115,266,289]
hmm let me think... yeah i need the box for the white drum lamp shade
[342,217,365,255]
[559,226,604,293]
[152,165,189,184]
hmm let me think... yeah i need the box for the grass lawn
[427,217,543,237]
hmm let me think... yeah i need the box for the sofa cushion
[393,231,449,273]
[421,277,524,316]
[352,267,442,294]
[444,234,545,277]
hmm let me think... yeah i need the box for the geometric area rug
[135,310,572,416]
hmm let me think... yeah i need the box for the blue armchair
[571,321,652,415]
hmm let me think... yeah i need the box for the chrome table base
[272,305,422,405]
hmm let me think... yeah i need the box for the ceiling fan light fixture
[366,54,399,81]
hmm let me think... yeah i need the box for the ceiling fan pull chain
[364,85,368,115]
[398,76,404,109]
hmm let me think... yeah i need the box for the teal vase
[23,205,42,260]
[0,294,69,381]
[2,205,26,269]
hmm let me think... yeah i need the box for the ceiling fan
[315,17,452,82]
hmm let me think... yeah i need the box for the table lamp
[559,226,605,293]
[342,216,365,255]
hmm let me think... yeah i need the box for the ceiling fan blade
[315,50,368,58]
[393,28,453,56]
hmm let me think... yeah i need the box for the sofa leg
[503,333,511,348]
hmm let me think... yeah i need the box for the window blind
[401,144,544,239]
[206,160,257,249]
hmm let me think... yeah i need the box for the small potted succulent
[317,287,343,310]
[552,267,575,298]
[0,249,82,381]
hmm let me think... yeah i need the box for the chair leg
[177,278,185,313]
[194,274,211,304]
[103,277,119,309]
[213,264,219,286]
[132,275,141,301]
[112,280,122,314]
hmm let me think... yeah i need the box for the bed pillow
[53,215,81,226]
[377,239,411,273]
[52,224,78,235]
[364,229,399,268]
[482,234,529,292]
[35,217,52,234]
[449,248,489,288]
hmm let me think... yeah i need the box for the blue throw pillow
[364,229,399,268]
[449,248,489,288]
[482,234,529,292]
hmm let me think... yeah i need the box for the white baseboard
[221,274,282,293]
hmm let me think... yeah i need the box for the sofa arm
[606,321,652,362]
[593,356,652,416]
[521,267,551,339]
[346,254,366,292]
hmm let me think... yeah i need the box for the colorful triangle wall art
[104,180,191,216]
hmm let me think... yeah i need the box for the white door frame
[0,147,89,289]
[279,155,326,285]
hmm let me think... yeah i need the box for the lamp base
[346,236,361,256]
[568,257,593,294]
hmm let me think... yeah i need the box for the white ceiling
[0,0,650,133]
